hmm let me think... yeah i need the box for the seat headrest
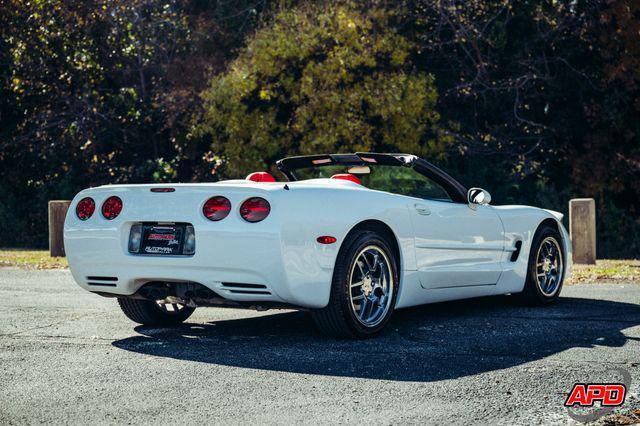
[246,172,276,182]
[331,174,362,185]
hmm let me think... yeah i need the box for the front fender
[493,206,572,293]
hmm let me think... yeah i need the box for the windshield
[290,165,452,202]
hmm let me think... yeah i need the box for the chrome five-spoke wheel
[349,245,394,328]
[535,236,563,297]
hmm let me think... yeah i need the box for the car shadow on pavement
[112,296,640,382]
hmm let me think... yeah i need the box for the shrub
[198,3,450,177]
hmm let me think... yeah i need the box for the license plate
[140,225,184,255]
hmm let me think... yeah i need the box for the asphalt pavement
[1,269,639,425]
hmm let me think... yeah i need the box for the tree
[198,2,449,177]
[0,0,274,246]
[570,0,640,256]
[1,0,638,257]
[395,0,640,256]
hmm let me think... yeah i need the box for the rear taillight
[101,196,123,220]
[240,197,270,223]
[76,197,95,220]
[203,196,231,221]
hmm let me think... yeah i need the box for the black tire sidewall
[337,232,399,336]
[118,298,195,325]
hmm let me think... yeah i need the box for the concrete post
[569,198,596,264]
[48,200,71,257]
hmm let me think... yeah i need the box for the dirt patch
[568,260,640,285]
[0,249,68,270]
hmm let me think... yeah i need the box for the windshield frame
[276,152,468,203]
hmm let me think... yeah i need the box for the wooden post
[48,200,71,257]
[569,198,596,264]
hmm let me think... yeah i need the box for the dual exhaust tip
[137,282,218,301]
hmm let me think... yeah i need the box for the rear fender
[277,186,415,308]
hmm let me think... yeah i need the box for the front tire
[117,298,195,326]
[311,230,399,338]
[518,225,565,305]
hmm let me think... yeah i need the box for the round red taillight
[76,197,95,220]
[239,197,270,223]
[101,196,123,220]
[203,196,231,221]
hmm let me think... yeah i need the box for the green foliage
[0,0,639,258]
[395,0,640,258]
[198,3,450,177]
[0,0,274,246]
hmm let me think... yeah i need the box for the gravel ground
[1,269,639,425]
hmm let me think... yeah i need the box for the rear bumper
[64,204,334,309]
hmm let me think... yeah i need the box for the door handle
[414,204,431,215]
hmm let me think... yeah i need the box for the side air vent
[221,282,271,295]
[510,241,523,262]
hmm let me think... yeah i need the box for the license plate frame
[138,224,186,256]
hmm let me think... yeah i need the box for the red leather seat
[246,172,276,182]
[330,174,362,185]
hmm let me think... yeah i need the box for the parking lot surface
[1,269,639,424]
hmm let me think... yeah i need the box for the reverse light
[317,236,337,244]
[76,197,95,220]
[240,197,270,223]
[101,196,123,220]
[183,225,196,255]
[128,224,142,253]
[203,196,231,221]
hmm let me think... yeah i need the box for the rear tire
[311,230,399,338]
[117,298,195,326]
[517,225,565,305]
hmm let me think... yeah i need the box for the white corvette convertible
[64,153,571,338]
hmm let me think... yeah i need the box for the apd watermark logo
[564,367,632,422]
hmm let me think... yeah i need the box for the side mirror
[468,188,491,209]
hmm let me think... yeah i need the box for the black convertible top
[276,153,468,203]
